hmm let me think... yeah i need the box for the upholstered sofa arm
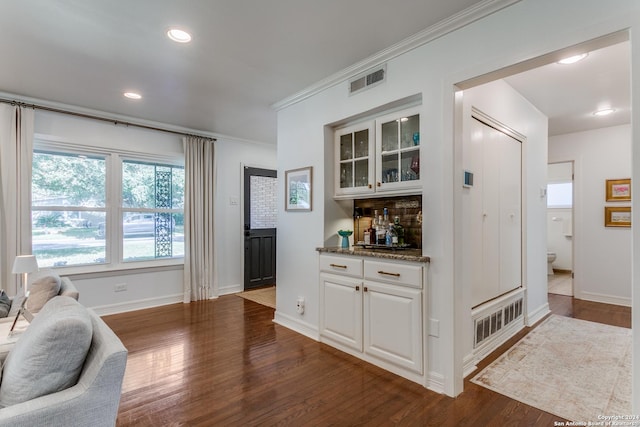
[0,309,128,427]
[59,276,79,301]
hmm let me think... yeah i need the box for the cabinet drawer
[320,255,363,278]
[364,260,422,288]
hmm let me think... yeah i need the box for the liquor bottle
[393,216,405,245]
[376,214,386,245]
[386,223,397,246]
[370,211,378,245]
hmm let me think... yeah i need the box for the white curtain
[0,105,34,296]
[183,136,216,302]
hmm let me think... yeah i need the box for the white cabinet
[319,254,424,376]
[363,280,422,372]
[320,274,363,351]
[335,122,376,197]
[375,108,421,194]
[334,106,421,198]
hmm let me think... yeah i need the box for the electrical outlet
[114,283,127,292]
[296,297,305,314]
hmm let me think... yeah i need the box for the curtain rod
[0,98,216,142]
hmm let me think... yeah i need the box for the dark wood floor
[103,294,631,426]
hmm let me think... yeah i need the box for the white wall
[549,125,631,305]
[214,138,277,295]
[34,110,277,313]
[276,0,640,399]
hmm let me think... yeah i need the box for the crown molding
[272,0,522,111]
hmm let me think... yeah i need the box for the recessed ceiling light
[593,108,615,116]
[557,53,588,64]
[167,28,192,43]
[124,92,142,100]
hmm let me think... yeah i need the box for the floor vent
[474,297,523,348]
[349,65,386,95]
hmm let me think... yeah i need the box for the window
[121,160,184,262]
[547,182,573,208]
[32,151,107,267]
[32,147,184,269]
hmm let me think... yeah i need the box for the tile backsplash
[353,195,422,248]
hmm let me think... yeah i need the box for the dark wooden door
[244,167,277,290]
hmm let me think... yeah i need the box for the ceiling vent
[349,65,386,95]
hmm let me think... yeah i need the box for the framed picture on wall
[604,206,631,227]
[606,178,631,201]
[285,166,312,211]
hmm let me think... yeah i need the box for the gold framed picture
[606,178,631,202]
[604,206,631,227]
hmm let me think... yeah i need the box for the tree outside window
[31,150,184,268]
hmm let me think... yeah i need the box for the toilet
[547,252,556,275]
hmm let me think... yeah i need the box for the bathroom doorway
[546,161,574,297]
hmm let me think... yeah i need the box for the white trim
[463,353,478,379]
[578,291,632,308]
[273,310,320,341]
[218,284,243,296]
[272,0,522,111]
[91,293,184,316]
[427,371,445,394]
[526,302,551,327]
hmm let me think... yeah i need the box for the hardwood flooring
[103,294,631,426]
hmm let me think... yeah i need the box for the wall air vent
[473,297,523,348]
[349,65,386,95]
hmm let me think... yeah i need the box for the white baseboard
[427,371,445,394]
[218,284,243,296]
[91,293,184,316]
[463,353,478,379]
[526,302,550,326]
[577,291,631,307]
[273,311,320,341]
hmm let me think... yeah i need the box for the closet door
[481,122,502,302]
[469,117,522,307]
[498,131,522,294]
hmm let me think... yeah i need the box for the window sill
[51,260,184,279]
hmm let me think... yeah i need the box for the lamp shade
[12,255,39,274]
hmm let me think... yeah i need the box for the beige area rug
[236,286,276,309]
[471,315,632,422]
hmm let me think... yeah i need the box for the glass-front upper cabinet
[376,107,421,193]
[335,122,375,196]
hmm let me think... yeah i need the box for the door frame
[241,163,278,290]
[546,160,575,296]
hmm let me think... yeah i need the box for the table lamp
[12,255,39,295]
[9,255,38,333]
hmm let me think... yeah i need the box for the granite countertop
[317,247,430,263]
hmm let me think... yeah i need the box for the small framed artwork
[604,206,631,227]
[285,166,312,211]
[606,178,631,202]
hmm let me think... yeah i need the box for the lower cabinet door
[319,274,363,352]
[363,281,422,373]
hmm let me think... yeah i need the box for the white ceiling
[504,40,630,137]
[0,1,630,144]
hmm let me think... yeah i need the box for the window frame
[32,140,185,275]
[546,181,573,209]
